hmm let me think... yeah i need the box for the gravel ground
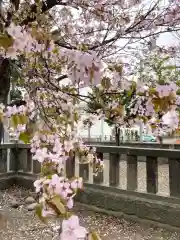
[0,187,180,239]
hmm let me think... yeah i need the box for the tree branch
[56,74,68,82]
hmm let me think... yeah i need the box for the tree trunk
[0,58,11,105]
[0,58,11,143]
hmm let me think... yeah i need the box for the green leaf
[149,87,156,95]
[177,89,180,95]
[161,65,176,70]
[35,204,47,224]
[0,34,14,49]
[19,132,30,143]
[19,115,28,125]
[11,115,20,128]
[176,81,180,87]
[88,231,101,240]
[127,90,133,97]
[49,196,66,215]
[101,77,111,89]
[79,44,89,51]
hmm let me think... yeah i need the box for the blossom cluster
[87,76,180,136]
[0,96,103,239]
[3,23,103,88]
[34,174,83,212]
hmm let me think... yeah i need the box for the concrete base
[0,172,16,189]
[76,185,180,229]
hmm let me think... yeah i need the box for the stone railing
[0,143,40,189]
[1,143,180,230]
[86,140,180,148]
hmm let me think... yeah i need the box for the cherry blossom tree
[85,45,180,144]
[0,0,180,104]
[133,47,180,139]
[85,77,137,145]
[0,0,180,239]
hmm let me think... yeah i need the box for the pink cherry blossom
[67,197,74,209]
[32,148,48,162]
[64,140,74,153]
[42,208,56,217]
[71,178,83,189]
[51,174,63,185]
[60,215,87,240]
